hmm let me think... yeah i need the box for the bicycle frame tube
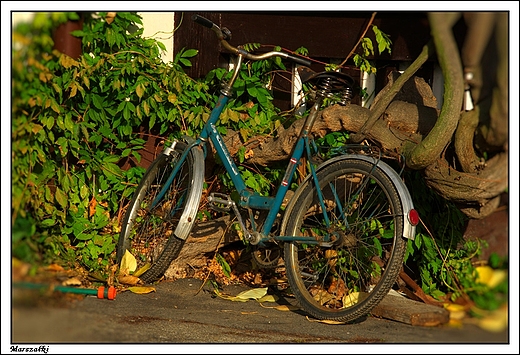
[260,136,306,236]
[201,98,248,193]
[260,99,324,236]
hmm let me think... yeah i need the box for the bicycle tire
[117,142,198,283]
[283,158,406,322]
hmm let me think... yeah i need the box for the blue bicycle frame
[155,69,330,246]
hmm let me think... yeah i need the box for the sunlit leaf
[120,249,137,274]
[214,287,268,302]
[235,287,268,300]
[118,275,141,285]
[136,83,145,99]
[342,292,369,308]
[476,266,507,289]
[54,187,67,208]
[259,303,299,311]
[305,316,346,325]
[257,294,278,303]
[128,286,156,294]
[134,263,151,277]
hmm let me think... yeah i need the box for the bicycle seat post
[221,53,244,97]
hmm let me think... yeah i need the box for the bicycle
[116,14,420,323]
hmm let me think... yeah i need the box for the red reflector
[408,209,420,226]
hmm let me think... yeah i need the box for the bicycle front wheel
[283,159,406,322]
[117,142,199,283]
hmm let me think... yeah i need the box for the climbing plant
[11,11,290,275]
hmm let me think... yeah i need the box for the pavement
[6,277,516,354]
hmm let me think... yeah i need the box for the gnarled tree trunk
[231,11,508,219]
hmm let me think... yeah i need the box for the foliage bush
[11,11,291,276]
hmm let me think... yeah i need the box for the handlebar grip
[286,54,312,67]
[192,14,214,28]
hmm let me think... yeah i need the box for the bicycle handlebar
[192,14,311,67]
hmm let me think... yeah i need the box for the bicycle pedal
[208,193,233,212]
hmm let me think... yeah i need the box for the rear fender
[282,154,416,240]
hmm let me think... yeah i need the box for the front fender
[173,140,205,241]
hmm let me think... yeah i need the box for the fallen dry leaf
[127,286,156,294]
[444,303,466,320]
[120,250,137,274]
[214,288,268,302]
[305,316,346,325]
[477,305,508,333]
[259,303,299,311]
[134,263,151,278]
[62,277,82,286]
[257,294,279,303]
[46,263,64,272]
[118,275,141,286]
[342,291,369,308]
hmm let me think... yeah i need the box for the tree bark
[405,12,464,170]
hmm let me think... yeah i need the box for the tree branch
[406,12,464,169]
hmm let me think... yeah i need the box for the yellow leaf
[229,109,240,123]
[214,288,268,302]
[313,289,334,306]
[119,250,137,274]
[259,304,299,311]
[478,306,508,333]
[134,263,151,278]
[342,291,369,308]
[257,294,279,303]
[475,266,507,288]
[128,286,156,294]
[136,83,145,99]
[59,54,79,69]
[475,266,494,284]
[168,93,177,104]
[69,82,78,98]
[214,291,248,302]
[143,100,150,115]
[62,277,82,286]
[235,287,268,300]
[31,124,44,134]
[305,316,346,325]
[444,303,466,320]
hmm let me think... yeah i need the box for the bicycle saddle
[297,66,356,90]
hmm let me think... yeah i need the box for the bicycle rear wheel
[117,142,199,283]
[283,159,406,322]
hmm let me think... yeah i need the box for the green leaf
[54,188,68,208]
[80,185,89,199]
[64,113,74,132]
[216,253,231,278]
[41,218,56,227]
[181,49,198,58]
[179,58,192,67]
